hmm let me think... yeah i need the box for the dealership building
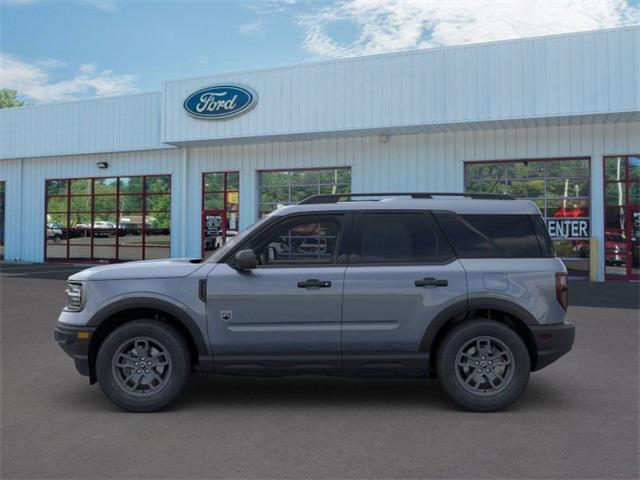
[0,26,638,281]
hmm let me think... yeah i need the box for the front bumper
[530,322,575,371]
[54,324,96,377]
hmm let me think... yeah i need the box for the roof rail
[299,192,515,204]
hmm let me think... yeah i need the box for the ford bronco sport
[55,193,575,412]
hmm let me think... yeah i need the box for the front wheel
[437,320,530,412]
[96,320,191,412]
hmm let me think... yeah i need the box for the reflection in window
[44,175,171,261]
[202,172,240,258]
[604,155,639,278]
[253,219,341,265]
[258,168,351,217]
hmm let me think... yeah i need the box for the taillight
[555,272,568,310]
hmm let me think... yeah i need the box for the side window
[250,215,343,266]
[356,212,453,264]
[433,212,503,258]
[462,215,544,258]
[434,212,547,258]
[530,215,555,257]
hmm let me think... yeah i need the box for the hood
[69,258,207,281]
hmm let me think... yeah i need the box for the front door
[206,213,349,374]
[341,211,467,375]
[202,171,239,259]
[202,210,226,257]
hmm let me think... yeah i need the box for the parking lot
[1,262,638,479]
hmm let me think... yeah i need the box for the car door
[341,211,467,375]
[206,213,350,374]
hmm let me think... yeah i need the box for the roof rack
[299,192,515,205]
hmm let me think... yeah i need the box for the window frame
[348,210,457,266]
[44,174,171,262]
[201,171,240,258]
[257,167,352,217]
[603,154,640,280]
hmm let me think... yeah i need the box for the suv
[55,193,575,412]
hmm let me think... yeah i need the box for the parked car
[46,223,64,243]
[93,221,116,238]
[55,193,574,413]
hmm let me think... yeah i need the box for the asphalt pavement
[1,263,638,479]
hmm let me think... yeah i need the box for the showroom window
[45,175,171,261]
[258,168,351,217]
[603,155,639,280]
[465,158,591,275]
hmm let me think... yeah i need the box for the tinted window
[251,215,342,266]
[530,215,555,257]
[435,212,546,258]
[463,215,543,258]
[356,213,453,264]
[434,212,501,258]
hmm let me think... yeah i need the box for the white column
[179,148,189,257]
[590,155,605,282]
[239,169,257,231]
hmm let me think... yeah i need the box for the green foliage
[0,89,24,109]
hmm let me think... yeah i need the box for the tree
[0,89,24,109]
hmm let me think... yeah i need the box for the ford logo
[183,84,257,120]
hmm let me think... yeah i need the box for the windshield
[205,214,274,263]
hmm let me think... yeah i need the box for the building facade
[1,27,638,281]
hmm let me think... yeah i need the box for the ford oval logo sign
[183,85,257,120]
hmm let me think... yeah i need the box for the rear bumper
[530,322,575,371]
[54,324,95,377]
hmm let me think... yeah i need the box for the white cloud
[0,53,138,102]
[239,19,266,36]
[82,0,118,12]
[297,0,640,58]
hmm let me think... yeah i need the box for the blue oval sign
[183,84,257,120]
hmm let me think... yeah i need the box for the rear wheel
[437,320,530,412]
[96,320,191,412]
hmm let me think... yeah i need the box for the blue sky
[1,0,639,103]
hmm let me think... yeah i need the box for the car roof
[271,195,541,216]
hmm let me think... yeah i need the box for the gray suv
[55,193,575,412]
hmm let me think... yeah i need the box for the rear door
[341,211,467,375]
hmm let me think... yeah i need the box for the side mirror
[232,249,258,271]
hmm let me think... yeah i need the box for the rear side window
[355,212,454,264]
[530,215,555,257]
[433,212,502,258]
[434,213,548,258]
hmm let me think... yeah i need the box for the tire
[96,320,191,412]
[437,319,530,412]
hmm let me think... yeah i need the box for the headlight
[65,282,84,311]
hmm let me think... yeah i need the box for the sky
[1,0,639,104]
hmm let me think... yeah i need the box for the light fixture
[96,161,108,169]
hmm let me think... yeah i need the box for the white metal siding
[0,92,168,160]
[0,149,182,262]
[1,120,637,281]
[182,121,638,269]
[162,27,640,145]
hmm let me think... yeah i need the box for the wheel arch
[87,298,212,384]
[421,298,539,374]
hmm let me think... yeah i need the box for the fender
[419,297,538,353]
[87,296,212,371]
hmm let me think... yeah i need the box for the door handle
[297,279,332,288]
[415,277,448,287]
